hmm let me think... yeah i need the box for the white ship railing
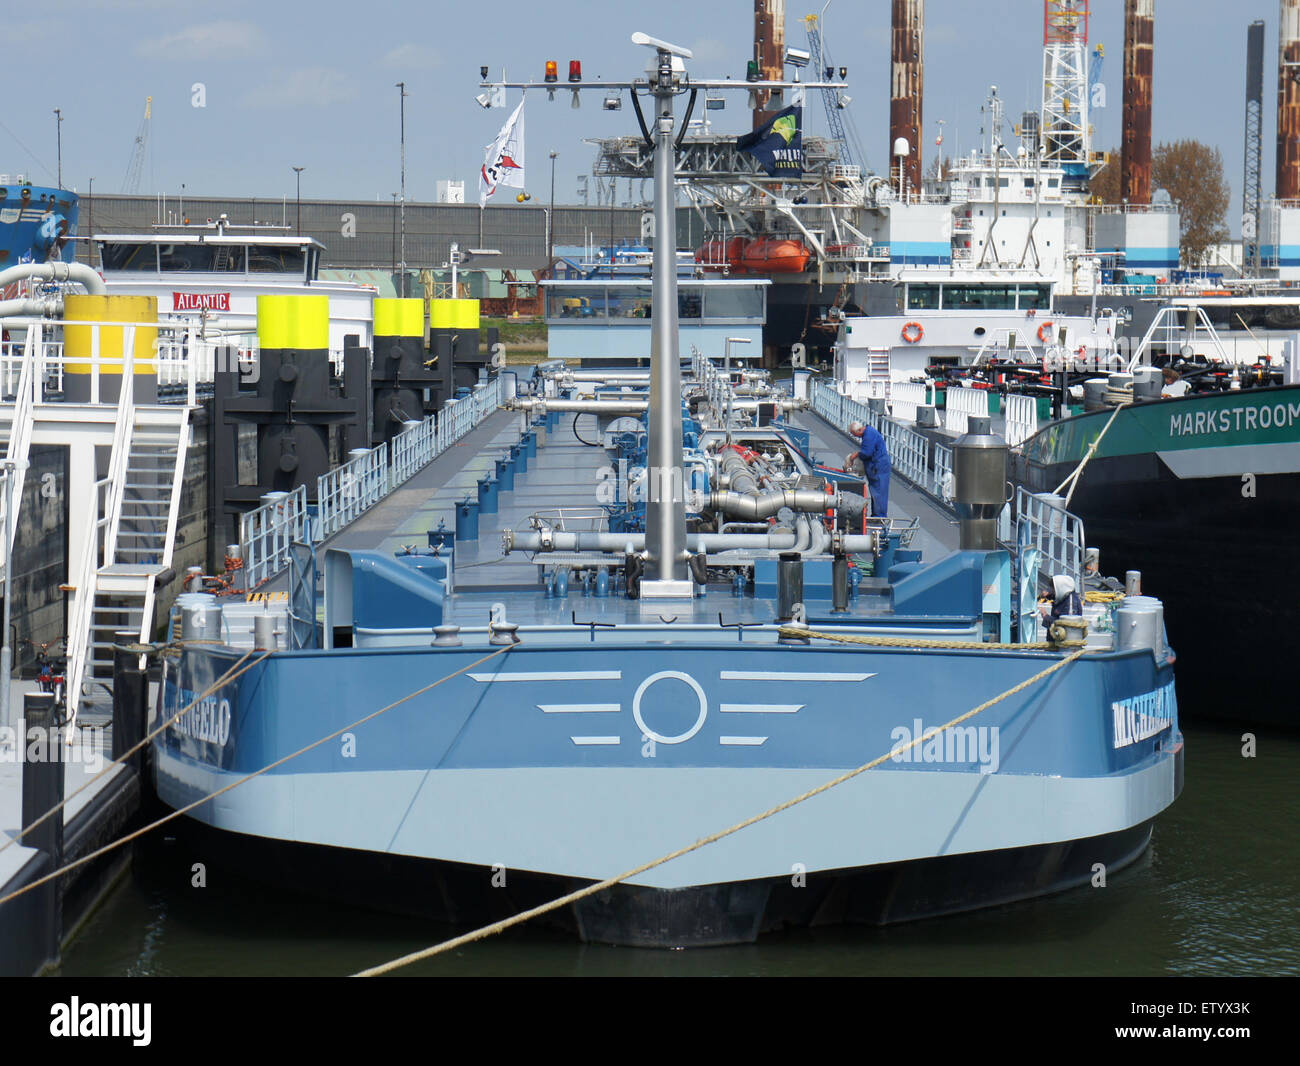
[888,381,933,423]
[1015,486,1085,593]
[241,377,504,579]
[241,485,310,589]
[1003,393,1039,447]
[390,416,437,487]
[943,384,990,435]
[316,443,389,540]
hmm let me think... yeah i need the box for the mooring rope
[0,648,272,858]
[0,644,514,910]
[1054,399,1129,508]
[352,644,1089,977]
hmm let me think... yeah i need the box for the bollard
[111,635,147,773]
[1125,570,1142,596]
[253,612,278,651]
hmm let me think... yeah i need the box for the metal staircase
[0,327,38,593]
[66,404,189,719]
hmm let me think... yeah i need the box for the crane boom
[122,96,152,195]
[804,14,854,168]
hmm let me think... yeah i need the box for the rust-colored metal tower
[1279,0,1300,199]
[1122,0,1153,204]
[753,0,787,128]
[890,0,924,197]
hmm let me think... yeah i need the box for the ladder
[66,404,189,721]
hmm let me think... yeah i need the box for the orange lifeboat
[695,236,746,272]
[738,237,810,274]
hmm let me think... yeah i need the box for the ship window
[99,242,159,272]
[157,244,220,272]
[906,285,940,310]
[998,178,1010,188]
[1024,178,1035,188]
[943,285,1015,310]
[247,244,306,273]
[1016,285,1051,309]
[1048,178,1059,187]
[703,286,762,319]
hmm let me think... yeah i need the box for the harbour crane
[122,96,152,194]
[803,8,864,169]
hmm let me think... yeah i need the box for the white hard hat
[1052,574,1076,600]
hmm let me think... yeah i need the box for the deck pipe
[20,691,61,971]
[952,415,1008,550]
[455,497,479,541]
[21,692,63,861]
[504,529,878,555]
[1122,0,1154,205]
[111,637,148,773]
[777,552,803,621]
[494,454,515,492]
[477,475,499,515]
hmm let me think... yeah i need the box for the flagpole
[397,81,408,298]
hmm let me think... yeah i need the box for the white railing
[932,442,954,501]
[1003,393,1039,447]
[233,375,503,583]
[943,384,990,434]
[889,381,933,423]
[390,416,436,487]
[316,443,388,540]
[1015,486,1085,593]
[240,485,311,588]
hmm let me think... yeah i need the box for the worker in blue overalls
[846,420,891,517]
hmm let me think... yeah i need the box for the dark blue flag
[737,106,804,178]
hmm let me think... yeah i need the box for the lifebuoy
[1037,321,1054,344]
[901,321,924,343]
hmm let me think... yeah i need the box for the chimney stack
[1279,0,1300,199]
[1121,0,1154,204]
[890,0,924,197]
[753,0,787,128]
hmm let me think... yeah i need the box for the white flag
[479,98,526,207]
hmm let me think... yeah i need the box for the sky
[0,0,1284,234]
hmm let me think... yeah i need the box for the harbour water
[56,719,1298,977]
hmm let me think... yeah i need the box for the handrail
[1014,486,1085,593]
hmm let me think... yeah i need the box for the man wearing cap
[845,420,891,516]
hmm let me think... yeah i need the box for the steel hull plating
[1013,385,1300,725]
[153,641,1181,945]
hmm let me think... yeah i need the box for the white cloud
[136,20,269,60]
[240,67,360,110]
[381,43,441,70]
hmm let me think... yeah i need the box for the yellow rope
[353,644,1088,977]
[1084,590,1125,604]
[776,626,1086,651]
[0,648,272,858]
[0,644,514,910]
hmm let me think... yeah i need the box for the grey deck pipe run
[504,529,878,555]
